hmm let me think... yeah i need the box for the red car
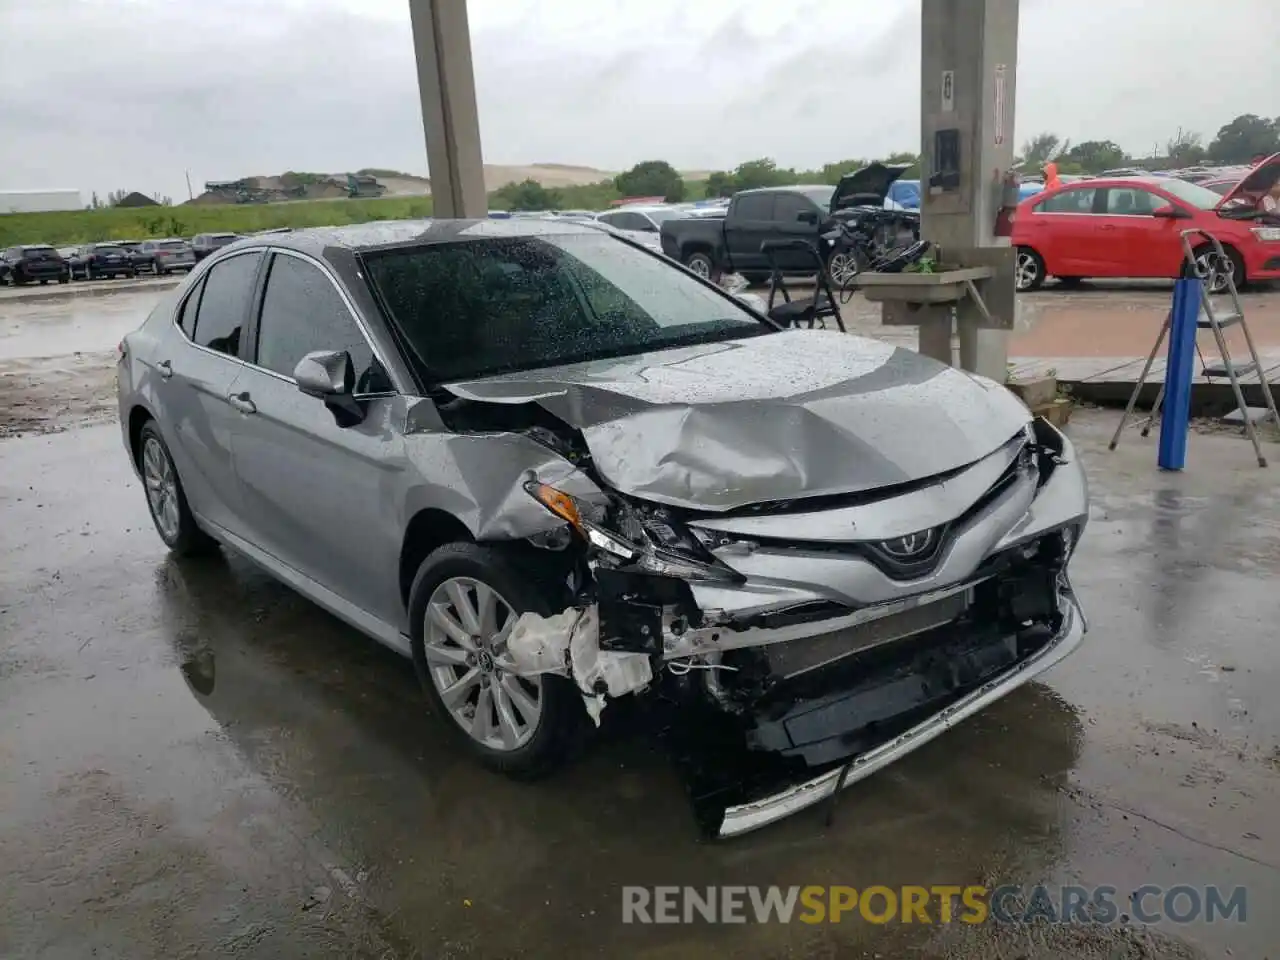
[1013,153,1280,293]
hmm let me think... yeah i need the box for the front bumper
[585,418,1089,836]
[716,584,1084,837]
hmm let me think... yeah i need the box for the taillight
[117,340,127,362]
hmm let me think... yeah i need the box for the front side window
[192,252,262,357]
[254,253,390,393]
[363,233,772,383]
[774,193,818,222]
[1103,188,1169,215]
[1035,187,1098,214]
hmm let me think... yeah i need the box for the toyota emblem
[878,528,937,559]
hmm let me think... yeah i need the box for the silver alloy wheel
[827,251,858,287]
[141,436,181,542]
[423,576,542,752]
[1194,252,1230,294]
[686,256,711,278]
[1015,251,1040,291]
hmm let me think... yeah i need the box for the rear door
[1026,185,1101,275]
[228,249,403,624]
[1094,185,1186,278]
[723,192,775,271]
[158,250,264,536]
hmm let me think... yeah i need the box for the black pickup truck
[660,163,916,284]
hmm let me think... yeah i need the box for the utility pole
[185,170,193,201]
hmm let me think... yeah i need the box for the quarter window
[1035,188,1098,214]
[176,276,205,339]
[255,253,390,393]
[192,252,262,357]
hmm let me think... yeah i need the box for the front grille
[762,590,970,680]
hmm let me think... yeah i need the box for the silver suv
[116,219,1088,837]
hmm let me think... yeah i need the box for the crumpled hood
[444,330,1032,512]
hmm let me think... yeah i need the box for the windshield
[94,245,124,254]
[801,186,835,212]
[1155,178,1223,210]
[23,245,56,253]
[363,232,774,382]
[211,234,237,244]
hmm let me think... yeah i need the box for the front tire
[138,421,217,556]
[1016,247,1045,292]
[408,542,584,780]
[826,249,859,288]
[1187,245,1244,294]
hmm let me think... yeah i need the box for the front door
[227,250,404,626]
[723,192,776,271]
[1095,186,1187,278]
[157,251,264,537]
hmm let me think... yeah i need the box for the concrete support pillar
[919,0,1019,381]
[408,0,487,218]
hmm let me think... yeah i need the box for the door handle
[1100,224,1116,231]
[155,359,173,379]
[227,391,256,415]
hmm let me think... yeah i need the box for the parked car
[660,163,918,285]
[69,243,137,280]
[1200,177,1239,197]
[116,240,150,273]
[191,232,241,261]
[140,238,197,275]
[116,218,1088,837]
[884,178,920,211]
[593,204,690,252]
[1,244,71,285]
[1012,154,1280,293]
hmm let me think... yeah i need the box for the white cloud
[0,0,1276,201]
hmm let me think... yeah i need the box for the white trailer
[0,189,83,214]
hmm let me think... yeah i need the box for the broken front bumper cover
[714,585,1087,839]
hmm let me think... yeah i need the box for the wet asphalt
[2,406,1279,953]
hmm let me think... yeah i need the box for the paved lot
[1,284,1279,958]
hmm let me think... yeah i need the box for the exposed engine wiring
[666,659,740,676]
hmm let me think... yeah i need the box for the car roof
[250,217,604,257]
[735,183,832,197]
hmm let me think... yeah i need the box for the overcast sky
[1,0,1276,203]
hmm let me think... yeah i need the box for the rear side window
[192,252,261,357]
[733,193,774,220]
[255,253,389,392]
[1035,188,1097,214]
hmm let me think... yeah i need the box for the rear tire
[408,542,585,780]
[137,421,218,557]
[1016,247,1045,292]
[683,251,717,282]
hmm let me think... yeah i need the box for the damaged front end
[506,415,1088,839]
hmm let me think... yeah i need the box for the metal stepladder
[1109,229,1280,467]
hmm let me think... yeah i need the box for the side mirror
[294,349,352,397]
[293,350,365,427]
[642,222,659,232]
[797,210,819,224]
[1152,206,1189,220]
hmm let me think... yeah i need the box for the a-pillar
[407,0,488,218]
[918,0,1019,381]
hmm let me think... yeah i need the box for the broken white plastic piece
[506,605,653,725]
[508,608,579,677]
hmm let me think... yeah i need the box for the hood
[831,163,911,211]
[444,330,1033,512]
[1219,152,1280,208]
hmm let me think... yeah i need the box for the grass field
[0,195,437,247]
[0,180,642,246]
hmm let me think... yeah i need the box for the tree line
[493,112,1280,211]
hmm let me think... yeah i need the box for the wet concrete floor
[1,412,1278,958]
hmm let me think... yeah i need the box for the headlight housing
[524,480,744,583]
[1252,227,1280,243]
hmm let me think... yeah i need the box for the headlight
[524,480,743,583]
[1252,227,1280,243]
